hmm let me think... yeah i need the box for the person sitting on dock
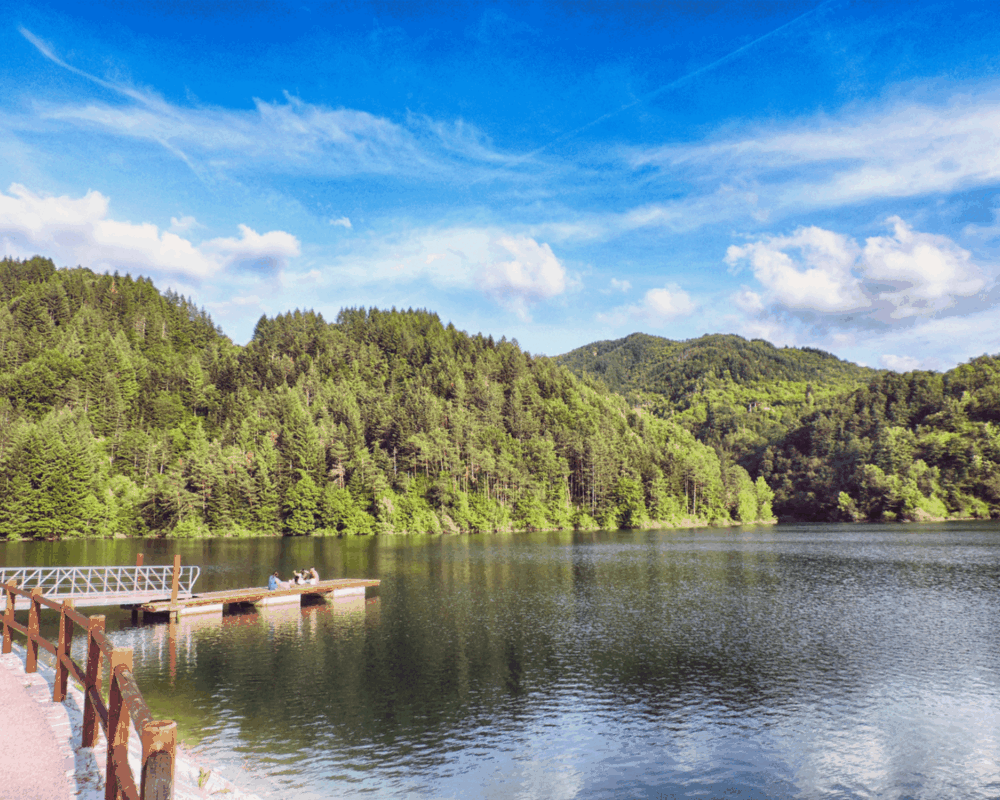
[268,571,292,590]
[308,567,319,585]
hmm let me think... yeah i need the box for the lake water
[4,523,1000,800]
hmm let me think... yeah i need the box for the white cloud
[599,283,696,327]
[316,226,568,317]
[609,278,631,292]
[962,209,1000,242]
[643,285,696,318]
[737,317,799,348]
[203,224,300,274]
[724,217,989,328]
[868,311,1000,366]
[726,226,867,313]
[726,302,999,373]
[0,183,298,278]
[0,183,215,277]
[481,236,567,319]
[862,216,985,318]
[732,287,765,314]
[879,354,923,371]
[330,216,352,229]
[204,294,268,319]
[169,215,200,233]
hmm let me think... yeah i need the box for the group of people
[267,567,320,590]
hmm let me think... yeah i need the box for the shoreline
[1,643,265,800]
[5,516,781,543]
[7,514,992,546]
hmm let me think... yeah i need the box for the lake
[4,522,1000,799]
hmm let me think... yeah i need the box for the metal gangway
[0,563,200,611]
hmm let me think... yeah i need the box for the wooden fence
[2,578,177,800]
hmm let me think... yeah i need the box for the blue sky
[2,0,1000,370]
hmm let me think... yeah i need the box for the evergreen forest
[558,333,1000,522]
[0,256,775,540]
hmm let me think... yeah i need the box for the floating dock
[128,578,380,620]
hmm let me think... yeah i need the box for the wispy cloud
[527,87,1000,242]
[36,93,437,178]
[503,87,1000,247]
[18,27,526,184]
[527,188,768,244]
[0,184,298,279]
[19,27,154,106]
[627,90,1000,223]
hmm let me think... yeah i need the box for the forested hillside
[556,332,876,401]
[0,256,774,540]
[556,332,877,469]
[558,332,1000,523]
[749,364,1000,522]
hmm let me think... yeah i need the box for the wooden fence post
[140,719,177,800]
[54,599,74,702]
[2,579,15,655]
[170,555,180,605]
[169,555,181,620]
[83,615,106,748]
[26,586,42,673]
[106,648,133,800]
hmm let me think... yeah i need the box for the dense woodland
[0,256,775,540]
[558,333,1000,522]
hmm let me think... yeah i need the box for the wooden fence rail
[2,576,176,800]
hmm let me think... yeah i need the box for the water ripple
[12,523,1000,799]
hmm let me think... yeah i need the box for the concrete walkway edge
[1,644,266,799]
[0,650,77,800]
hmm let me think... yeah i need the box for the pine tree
[283,471,320,535]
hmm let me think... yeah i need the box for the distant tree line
[558,331,1000,522]
[0,256,774,540]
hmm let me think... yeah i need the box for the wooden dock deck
[1,589,183,613]
[131,578,380,619]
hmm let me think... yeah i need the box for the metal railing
[3,579,177,800]
[0,565,199,607]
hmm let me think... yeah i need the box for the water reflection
[4,525,1000,798]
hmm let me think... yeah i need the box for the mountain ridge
[557,331,1000,523]
[555,331,880,403]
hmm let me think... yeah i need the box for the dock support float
[251,595,302,608]
[327,586,365,599]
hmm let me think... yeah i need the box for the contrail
[489,0,836,176]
